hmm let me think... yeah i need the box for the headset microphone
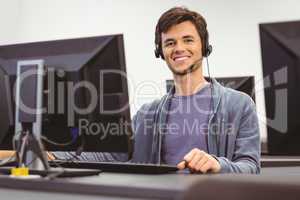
[169,58,203,76]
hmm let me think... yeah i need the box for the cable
[151,88,173,164]
[41,135,75,146]
[206,56,214,113]
[24,155,38,168]
[206,56,220,156]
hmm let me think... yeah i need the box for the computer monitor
[0,34,132,155]
[166,76,255,102]
[260,21,300,155]
[0,65,13,146]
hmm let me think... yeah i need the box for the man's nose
[173,41,186,52]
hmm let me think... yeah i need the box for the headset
[154,19,212,76]
[154,22,212,59]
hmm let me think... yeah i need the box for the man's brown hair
[154,6,210,59]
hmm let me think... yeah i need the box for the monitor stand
[14,123,50,170]
[1,123,102,178]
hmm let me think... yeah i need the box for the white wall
[2,0,300,141]
[0,0,20,44]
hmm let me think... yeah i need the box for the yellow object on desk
[11,167,29,176]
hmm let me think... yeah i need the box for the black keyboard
[50,160,178,174]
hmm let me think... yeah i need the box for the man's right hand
[177,148,221,173]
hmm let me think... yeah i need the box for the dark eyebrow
[163,35,195,45]
[182,35,195,39]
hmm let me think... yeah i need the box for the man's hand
[177,148,221,173]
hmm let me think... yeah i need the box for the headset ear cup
[205,44,212,57]
[155,48,160,58]
[154,44,164,59]
[154,47,165,59]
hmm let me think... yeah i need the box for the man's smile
[172,55,191,62]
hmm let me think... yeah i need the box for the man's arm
[215,98,261,173]
[177,96,260,174]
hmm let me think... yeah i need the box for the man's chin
[169,66,190,75]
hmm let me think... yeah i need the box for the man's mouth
[173,56,190,62]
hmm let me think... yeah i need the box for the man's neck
[173,67,207,96]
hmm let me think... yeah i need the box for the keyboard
[50,160,178,174]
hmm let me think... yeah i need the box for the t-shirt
[162,83,212,165]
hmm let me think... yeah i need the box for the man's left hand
[177,148,221,173]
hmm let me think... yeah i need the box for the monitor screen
[260,20,300,155]
[0,66,13,145]
[0,34,132,154]
[166,76,255,102]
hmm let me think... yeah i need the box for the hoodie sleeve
[216,95,261,174]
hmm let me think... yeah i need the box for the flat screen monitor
[260,21,300,155]
[0,34,132,155]
[166,76,255,102]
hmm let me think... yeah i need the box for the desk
[0,172,205,200]
[1,167,300,200]
[183,167,300,200]
[261,156,300,167]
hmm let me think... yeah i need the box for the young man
[1,7,260,174]
[127,6,260,173]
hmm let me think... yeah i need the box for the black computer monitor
[0,34,132,154]
[260,21,300,155]
[166,76,255,102]
[0,65,13,146]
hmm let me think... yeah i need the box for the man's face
[161,21,203,75]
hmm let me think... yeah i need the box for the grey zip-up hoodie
[54,79,260,174]
[130,78,260,173]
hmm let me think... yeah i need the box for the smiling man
[130,6,260,173]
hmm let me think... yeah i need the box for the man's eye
[184,39,194,43]
[165,41,175,47]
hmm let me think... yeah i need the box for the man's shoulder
[223,86,253,100]
[221,85,256,111]
[131,98,163,130]
[137,99,161,113]
[133,98,162,120]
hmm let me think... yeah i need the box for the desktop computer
[260,20,300,155]
[0,34,133,170]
